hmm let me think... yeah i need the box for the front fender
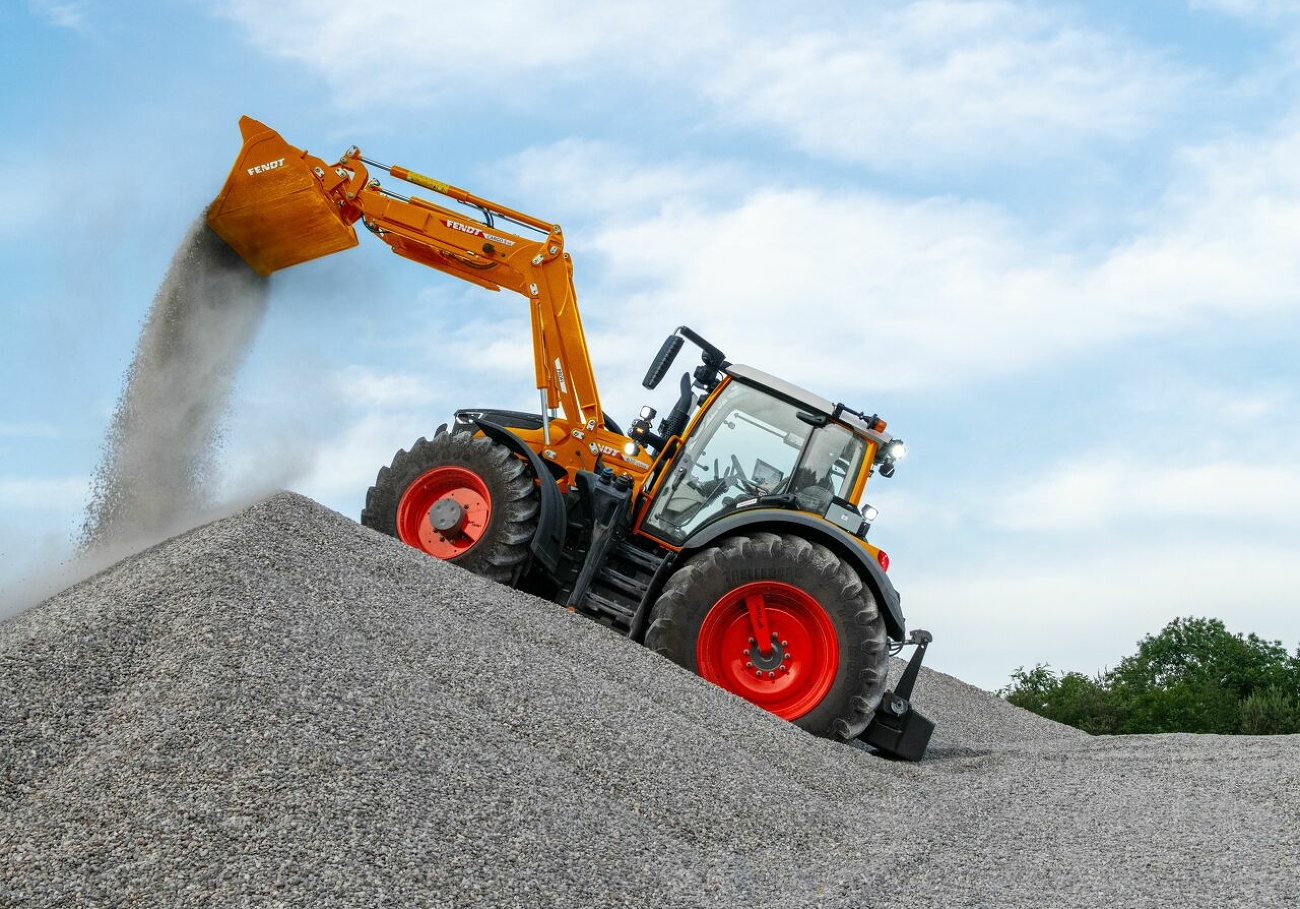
[468,418,566,578]
[681,509,905,641]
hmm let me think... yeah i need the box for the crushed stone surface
[893,654,1087,753]
[2,492,1296,908]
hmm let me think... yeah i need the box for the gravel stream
[3,493,1296,907]
[79,218,267,552]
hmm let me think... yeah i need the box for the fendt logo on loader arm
[246,158,286,176]
[442,218,516,247]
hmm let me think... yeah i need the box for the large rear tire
[361,430,538,585]
[645,532,889,740]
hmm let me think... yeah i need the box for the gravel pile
[894,656,1086,753]
[3,493,1296,908]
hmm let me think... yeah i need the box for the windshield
[642,381,866,543]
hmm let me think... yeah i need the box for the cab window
[788,424,865,514]
[643,382,806,542]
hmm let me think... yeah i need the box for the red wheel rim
[396,466,492,560]
[696,581,839,721]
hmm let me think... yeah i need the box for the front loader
[209,116,934,760]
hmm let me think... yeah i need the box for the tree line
[1001,617,1300,735]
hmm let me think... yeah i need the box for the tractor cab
[640,364,899,547]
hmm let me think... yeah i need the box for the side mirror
[643,334,684,389]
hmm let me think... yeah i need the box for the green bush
[1001,665,1119,735]
[1001,617,1300,736]
[1239,687,1300,735]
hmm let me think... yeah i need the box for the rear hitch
[859,629,935,761]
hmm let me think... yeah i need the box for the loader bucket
[207,116,358,277]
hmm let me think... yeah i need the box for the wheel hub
[395,465,492,560]
[696,581,839,721]
[428,497,468,537]
[747,634,786,672]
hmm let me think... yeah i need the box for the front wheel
[361,430,539,585]
[645,533,889,740]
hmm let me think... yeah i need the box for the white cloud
[214,0,730,107]
[558,117,1300,394]
[1122,378,1292,427]
[1091,124,1300,325]
[28,0,87,30]
[334,365,435,409]
[990,458,1300,532]
[707,1,1191,169]
[498,140,744,221]
[215,0,1190,172]
[289,412,431,510]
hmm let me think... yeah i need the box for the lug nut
[754,670,763,677]
[767,671,775,679]
[748,637,755,644]
[743,650,750,657]
[745,662,754,668]
[781,640,788,647]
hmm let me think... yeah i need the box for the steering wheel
[728,454,765,495]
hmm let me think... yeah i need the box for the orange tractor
[209,117,934,759]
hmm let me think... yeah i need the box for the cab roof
[724,364,892,443]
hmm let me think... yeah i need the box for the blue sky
[3,0,1298,690]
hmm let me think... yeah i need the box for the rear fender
[680,510,906,641]
[467,418,566,578]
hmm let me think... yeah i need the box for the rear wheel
[645,532,888,740]
[362,430,538,584]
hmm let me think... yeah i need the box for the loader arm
[208,116,605,436]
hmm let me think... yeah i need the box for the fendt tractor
[209,117,935,760]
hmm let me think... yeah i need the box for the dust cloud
[79,216,270,552]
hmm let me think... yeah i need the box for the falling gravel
[79,216,267,552]
[3,493,1297,908]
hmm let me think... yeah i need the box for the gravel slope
[2,493,1296,908]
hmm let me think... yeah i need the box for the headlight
[623,440,641,457]
[861,504,879,523]
[876,438,905,478]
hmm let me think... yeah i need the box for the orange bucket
[207,116,358,276]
